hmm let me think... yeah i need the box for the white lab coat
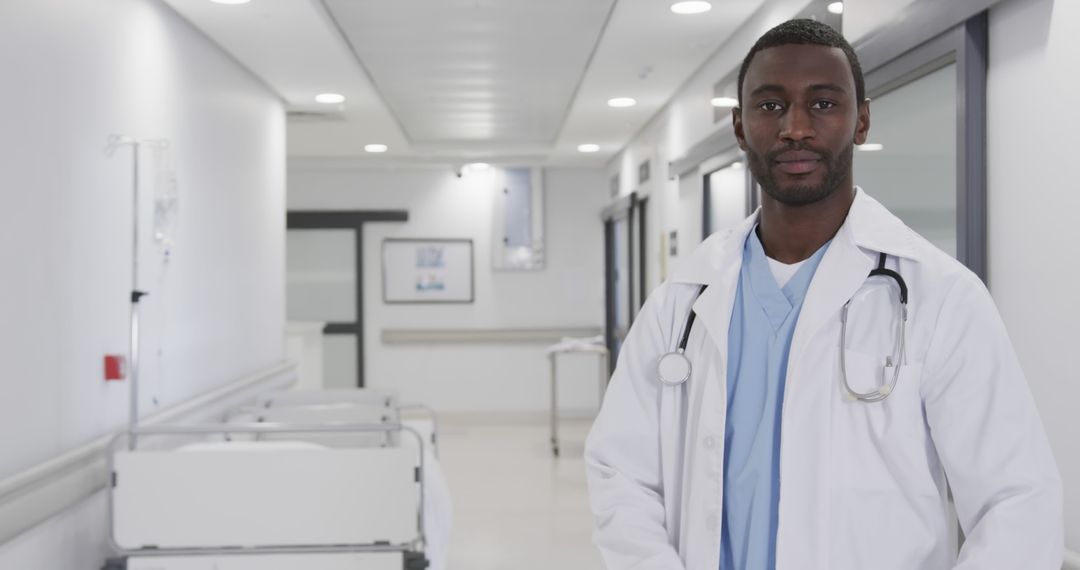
[585,189,1063,569]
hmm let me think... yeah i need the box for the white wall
[288,164,608,412]
[987,0,1079,554]
[0,0,286,565]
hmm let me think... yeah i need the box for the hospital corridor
[1,0,1078,569]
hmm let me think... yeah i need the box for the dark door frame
[603,219,617,374]
[601,192,646,373]
[636,195,648,312]
[286,210,408,388]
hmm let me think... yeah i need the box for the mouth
[773,150,822,175]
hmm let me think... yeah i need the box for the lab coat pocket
[832,348,935,495]
[829,350,947,568]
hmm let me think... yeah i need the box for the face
[734,44,870,206]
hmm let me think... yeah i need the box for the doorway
[286,210,408,388]
[602,193,647,372]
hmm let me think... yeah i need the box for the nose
[779,105,815,142]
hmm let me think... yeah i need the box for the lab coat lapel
[789,188,919,362]
[690,216,758,364]
[788,213,874,368]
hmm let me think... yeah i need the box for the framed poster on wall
[382,238,474,303]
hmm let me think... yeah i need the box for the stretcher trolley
[100,422,430,570]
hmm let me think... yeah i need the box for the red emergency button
[105,355,126,381]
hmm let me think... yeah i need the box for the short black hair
[737,19,864,106]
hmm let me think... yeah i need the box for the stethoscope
[656,252,908,403]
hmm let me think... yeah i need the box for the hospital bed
[227,389,450,570]
[101,421,430,570]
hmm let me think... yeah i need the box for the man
[584,19,1062,570]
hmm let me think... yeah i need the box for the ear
[733,107,748,151]
[853,98,871,145]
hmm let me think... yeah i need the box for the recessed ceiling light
[364,144,388,153]
[607,97,637,108]
[465,162,491,173]
[315,93,345,104]
[711,97,738,108]
[827,2,844,14]
[730,161,744,170]
[857,143,884,151]
[578,144,600,153]
[671,1,712,15]
[211,0,251,4]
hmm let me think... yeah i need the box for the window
[855,63,958,256]
[492,167,545,270]
[703,158,752,237]
[855,10,988,279]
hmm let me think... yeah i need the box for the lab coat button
[703,436,716,449]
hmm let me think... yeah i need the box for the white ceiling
[324,0,614,145]
[162,0,768,165]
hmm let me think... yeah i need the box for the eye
[811,100,837,110]
[758,101,784,112]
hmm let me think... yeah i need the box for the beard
[747,141,853,206]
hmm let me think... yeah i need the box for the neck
[757,185,856,264]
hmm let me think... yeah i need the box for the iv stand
[106,134,168,450]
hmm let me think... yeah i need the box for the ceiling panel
[322,0,615,144]
[553,0,766,162]
[163,0,772,164]
[161,0,410,157]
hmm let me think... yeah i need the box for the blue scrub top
[720,229,830,570]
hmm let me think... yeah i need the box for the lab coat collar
[668,213,758,285]
[844,187,922,262]
[668,186,920,286]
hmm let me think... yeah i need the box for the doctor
[585,19,1062,570]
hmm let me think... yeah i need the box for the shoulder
[668,221,752,284]
[852,189,983,296]
[639,280,704,323]
[901,228,986,300]
[898,227,1003,362]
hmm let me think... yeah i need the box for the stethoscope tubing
[658,253,908,402]
[676,284,708,352]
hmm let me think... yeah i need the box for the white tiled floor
[437,414,604,570]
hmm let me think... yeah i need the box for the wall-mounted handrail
[381,327,601,345]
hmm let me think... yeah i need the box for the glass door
[603,193,647,371]
[854,63,958,257]
[285,210,408,389]
[703,158,751,237]
[286,229,361,389]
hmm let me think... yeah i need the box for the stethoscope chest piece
[657,350,692,386]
